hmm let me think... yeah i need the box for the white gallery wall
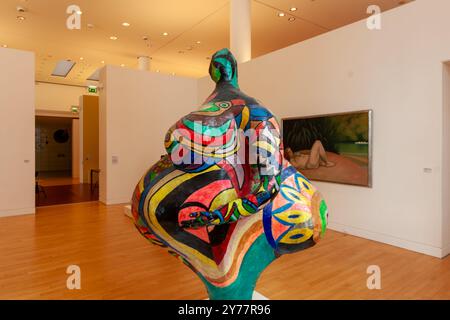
[35,81,96,112]
[99,66,198,205]
[443,63,450,257]
[0,48,35,217]
[199,0,450,258]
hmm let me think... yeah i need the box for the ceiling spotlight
[288,17,296,22]
[16,6,27,13]
[1,44,7,48]
[289,7,297,12]
[80,57,84,61]
[101,61,105,64]
[278,12,285,17]
[162,32,169,36]
[110,36,118,40]
[196,41,201,44]
[120,64,125,67]
[16,15,25,21]
[122,22,130,27]
[156,70,160,73]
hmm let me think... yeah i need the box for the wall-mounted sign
[87,85,97,93]
[71,106,79,113]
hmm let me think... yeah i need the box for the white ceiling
[0,0,413,86]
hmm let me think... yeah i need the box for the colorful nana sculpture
[131,48,328,300]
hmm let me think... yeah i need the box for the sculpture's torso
[131,48,328,300]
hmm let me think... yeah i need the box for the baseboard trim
[442,243,450,258]
[328,221,444,258]
[123,204,132,218]
[100,198,131,206]
[0,207,35,218]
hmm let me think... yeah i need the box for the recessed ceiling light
[1,44,7,48]
[16,15,25,21]
[101,61,105,64]
[80,57,84,61]
[16,6,27,13]
[156,70,160,73]
[289,7,297,12]
[110,36,118,40]
[172,72,176,75]
[278,12,285,17]
[288,17,296,22]
[162,32,169,36]
[196,41,201,44]
[120,64,125,67]
[122,22,130,27]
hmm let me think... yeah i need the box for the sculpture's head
[209,48,239,89]
[263,166,328,255]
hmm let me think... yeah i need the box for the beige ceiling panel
[151,1,230,78]
[251,0,326,58]
[256,0,412,30]
[0,0,413,86]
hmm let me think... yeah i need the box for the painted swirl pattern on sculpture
[131,48,328,300]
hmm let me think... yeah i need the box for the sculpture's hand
[180,210,223,229]
[180,188,278,229]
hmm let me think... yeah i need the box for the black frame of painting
[281,109,373,188]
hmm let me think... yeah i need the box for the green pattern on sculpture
[200,235,276,300]
[320,200,328,235]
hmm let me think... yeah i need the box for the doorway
[35,115,98,206]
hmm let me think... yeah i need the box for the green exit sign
[88,86,97,93]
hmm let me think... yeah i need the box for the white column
[230,0,251,64]
[137,56,151,71]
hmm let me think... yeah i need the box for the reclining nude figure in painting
[131,48,328,300]
[285,140,336,170]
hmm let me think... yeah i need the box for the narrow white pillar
[230,0,251,64]
[137,56,151,71]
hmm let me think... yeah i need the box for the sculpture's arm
[180,115,282,229]
[180,177,279,229]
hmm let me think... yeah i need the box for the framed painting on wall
[282,110,373,187]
